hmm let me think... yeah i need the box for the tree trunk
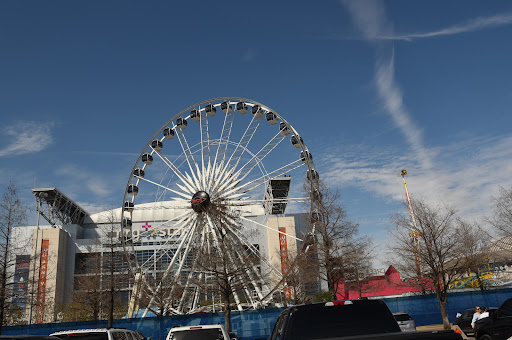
[435,286,451,330]
[108,250,114,328]
[476,272,484,291]
[223,299,231,332]
[0,218,11,334]
[0,253,7,334]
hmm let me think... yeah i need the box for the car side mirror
[489,310,498,319]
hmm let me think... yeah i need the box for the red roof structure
[336,265,434,300]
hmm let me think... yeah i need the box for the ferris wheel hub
[191,191,211,213]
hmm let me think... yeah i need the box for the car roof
[0,336,60,340]
[51,329,131,335]
[284,299,389,312]
[170,325,223,332]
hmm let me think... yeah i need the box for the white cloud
[374,53,435,170]
[342,1,437,170]
[76,201,111,215]
[341,0,392,41]
[340,1,512,42]
[0,121,55,157]
[54,164,113,198]
[379,13,512,41]
[319,134,512,221]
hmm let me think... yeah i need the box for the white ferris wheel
[121,97,321,316]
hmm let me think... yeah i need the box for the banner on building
[36,240,49,323]
[278,228,292,298]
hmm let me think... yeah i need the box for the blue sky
[2,1,512,268]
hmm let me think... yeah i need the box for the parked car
[166,325,235,340]
[0,336,61,340]
[50,328,144,340]
[265,299,461,340]
[453,308,498,335]
[393,312,417,332]
[476,297,512,340]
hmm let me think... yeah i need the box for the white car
[393,312,417,332]
[50,328,145,340]
[166,324,235,340]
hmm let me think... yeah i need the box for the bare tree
[0,182,28,334]
[342,239,375,298]
[58,253,102,321]
[58,210,127,323]
[140,274,184,317]
[273,247,318,305]
[100,211,128,327]
[190,207,265,332]
[455,219,491,290]
[390,197,460,330]
[194,231,262,332]
[488,186,512,239]
[308,181,370,300]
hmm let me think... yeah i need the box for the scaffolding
[32,187,89,227]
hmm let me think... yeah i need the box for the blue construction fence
[5,287,512,340]
[381,286,512,326]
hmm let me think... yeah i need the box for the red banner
[278,228,292,298]
[36,240,49,323]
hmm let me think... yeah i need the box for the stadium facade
[12,187,314,323]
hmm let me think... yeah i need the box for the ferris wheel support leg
[127,271,146,318]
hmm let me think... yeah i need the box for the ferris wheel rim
[121,97,320,315]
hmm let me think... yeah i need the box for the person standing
[479,307,490,320]
[471,306,482,329]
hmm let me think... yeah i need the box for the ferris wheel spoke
[221,197,309,207]
[142,217,197,316]
[222,214,282,275]
[136,176,191,200]
[156,154,190,202]
[206,224,244,311]
[139,214,194,269]
[170,221,199,312]
[223,159,304,199]
[233,131,287,183]
[224,231,266,301]
[153,150,196,194]
[225,114,263,175]
[238,215,303,242]
[213,109,235,175]
[199,111,211,180]
[178,223,209,312]
[174,124,201,190]
[211,215,267,305]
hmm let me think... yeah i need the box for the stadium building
[12,184,314,323]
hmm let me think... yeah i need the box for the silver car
[393,312,417,332]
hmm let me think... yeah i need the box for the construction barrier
[5,286,512,340]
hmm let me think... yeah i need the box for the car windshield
[52,333,108,340]
[168,329,223,340]
[288,303,400,340]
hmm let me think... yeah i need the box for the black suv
[476,298,512,340]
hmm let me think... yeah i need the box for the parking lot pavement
[416,325,476,339]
